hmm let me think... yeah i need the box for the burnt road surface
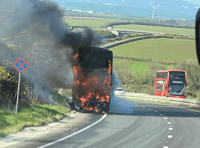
[2,97,200,148]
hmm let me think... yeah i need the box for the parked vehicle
[114,88,126,97]
[155,70,187,98]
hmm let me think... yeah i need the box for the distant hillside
[55,0,199,20]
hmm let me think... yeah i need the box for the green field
[130,61,148,76]
[113,59,176,76]
[113,24,195,36]
[113,59,148,76]
[65,18,119,28]
[110,38,196,63]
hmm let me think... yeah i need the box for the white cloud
[182,5,188,8]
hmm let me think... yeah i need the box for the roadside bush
[143,62,167,86]
[115,36,122,41]
[114,60,167,94]
[0,66,17,105]
[122,34,130,39]
[142,85,154,95]
[0,66,44,107]
[95,30,115,37]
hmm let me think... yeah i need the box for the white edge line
[38,113,107,148]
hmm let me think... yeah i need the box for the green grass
[113,59,147,76]
[110,38,196,62]
[65,18,119,28]
[0,104,71,138]
[130,61,148,76]
[113,24,195,36]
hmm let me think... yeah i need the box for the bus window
[156,72,168,78]
[157,85,163,92]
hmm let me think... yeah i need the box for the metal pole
[15,72,21,115]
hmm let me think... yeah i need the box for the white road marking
[149,109,151,110]
[164,117,168,120]
[169,128,173,130]
[167,122,171,125]
[154,111,157,112]
[163,146,168,148]
[168,135,172,138]
[160,114,163,116]
[38,113,107,148]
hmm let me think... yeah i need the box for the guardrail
[126,92,200,107]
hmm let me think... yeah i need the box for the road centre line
[169,128,173,130]
[168,135,172,138]
[38,113,107,148]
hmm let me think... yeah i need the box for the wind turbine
[150,3,159,21]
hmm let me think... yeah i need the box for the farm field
[65,18,119,28]
[113,59,148,76]
[110,38,196,63]
[113,24,195,36]
[130,61,148,76]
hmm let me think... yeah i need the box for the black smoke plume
[0,0,102,103]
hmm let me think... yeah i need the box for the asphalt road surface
[3,97,200,148]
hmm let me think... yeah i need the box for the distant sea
[60,2,195,20]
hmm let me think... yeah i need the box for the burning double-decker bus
[155,70,187,98]
[72,47,113,113]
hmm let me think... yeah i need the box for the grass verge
[127,96,200,112]
[0,104,72,138]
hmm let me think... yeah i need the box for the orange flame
[73,52,112,113]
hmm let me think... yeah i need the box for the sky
[184,0,200,5]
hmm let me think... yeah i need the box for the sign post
[14,59,28,115]
[15,72,21,115]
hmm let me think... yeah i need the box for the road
[4,96,200,148]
